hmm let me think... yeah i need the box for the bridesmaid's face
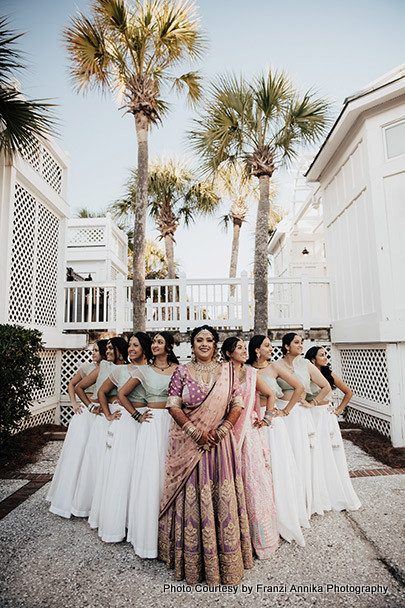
[229,340,247,365]
[105,341,115,362]
[128,336,144,362]
[92,343,102,363]
[313,348,327,368]
[151,334,167,358]
[288,335,303,357]
[256,338,272,361]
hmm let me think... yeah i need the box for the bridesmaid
[221,337,279,559]
[305,346,361,511]
[71,337,128,518]
[247,335,309,546]
[118,332,178,559]
[277,332,332,518]
[46,340,107,518]
[89,332,153,542]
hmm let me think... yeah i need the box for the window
[385,120,405,159]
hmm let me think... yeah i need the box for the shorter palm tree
[0,17,57,160]
[112,157,219,279]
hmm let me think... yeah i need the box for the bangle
[283,409,290,416]
[216,420,234,441]
[182,420,202,443]
[88,403,96,413]
[131,410,142,423]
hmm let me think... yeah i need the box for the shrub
[0,324,44,446]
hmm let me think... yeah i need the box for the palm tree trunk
[229,218,242,298]
[164,235,176,279]
[132,114,149,332]
[254,175,270,334]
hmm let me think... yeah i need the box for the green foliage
[0,17,58,160]
[0,324,44,445]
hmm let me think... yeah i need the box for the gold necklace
[152,361,172,372]
[253,362,269,369]
[190,360,220,392]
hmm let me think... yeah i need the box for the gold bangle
[283,409,290,416]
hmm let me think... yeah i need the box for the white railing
[63,272,331,333]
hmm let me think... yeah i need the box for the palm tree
[64,0,206,331]
[111,157,218,279]
[0,17,57,160]
[189,71,329,333]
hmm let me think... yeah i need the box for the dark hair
[96,339,108,360]
[108,337,129,364]
[153,332,179,364]
[129,332,152,362]
[221,336,243,361]
[305,346,335,389]
[190,325,219,346]
[281,332,300,356]
[246,335,266,365]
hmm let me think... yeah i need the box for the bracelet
[131,410,142,423]
[88,403,96,413]
[182,420,203,443]
[283,408,290,416]
[216,419,234,441]
[313,398,319,406]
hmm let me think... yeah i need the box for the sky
[4,0,405,277]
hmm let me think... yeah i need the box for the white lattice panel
[68,227,105,246]
[18,407,56,431]
[35,204,59,326]
[60,348,93,395]
[340,347,390,407]
[31,350,57,402]
[20,136,41,171]
[346,406,391,437]
[42,148,62,194]
[8,184,36,324]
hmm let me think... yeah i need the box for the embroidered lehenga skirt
[158,433,253,585]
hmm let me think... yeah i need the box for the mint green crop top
[276,358,312,394]
[306,380,333,403]
[109,365,147,405]
[95,360,118,396]
[79,362,96,394]
[258,374,283,399]
[129,365,171,403]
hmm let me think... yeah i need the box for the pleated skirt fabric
[71,413,110,517]
[46,407,96,518]
[310,406,361,511]
[89,404,140,542]
[127,408,171,558]
[261,405,308,547]
[275,399,331,518]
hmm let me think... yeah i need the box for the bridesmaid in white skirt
[71,337,128,517]
[304,346,361,511]
[89,332,153,542]
[277,333,332,518]
[247,335,309,546]
[46,340,107,518]
[118,332,179,559]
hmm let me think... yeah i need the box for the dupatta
[159,362,235,517]
[233,367,257,452]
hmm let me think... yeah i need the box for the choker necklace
[190,360,219,392]
[190,360,219,372]
[152,362,172,372]
[253,362,269,369]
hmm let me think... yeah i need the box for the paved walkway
[0,439,404,608]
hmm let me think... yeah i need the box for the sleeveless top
[79,362,96,394]
[95,360,119,397]
[258,374,283,399]
[306,380,333,403]
[109,365,147,405]
[276,357,312,394]
[129,365,171,403]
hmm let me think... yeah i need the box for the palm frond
[0,87,58,160]
[0,17,25,77]
[171,70,203,107]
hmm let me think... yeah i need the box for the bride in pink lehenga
[222,337,279,559]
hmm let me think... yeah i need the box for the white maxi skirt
[46,406,96,518]
[310,406,361,511]
[127,408,171,558]
[275,399,331,518]
[89,404,140,541]
[261,405,308,547]
[71,412,110,517]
